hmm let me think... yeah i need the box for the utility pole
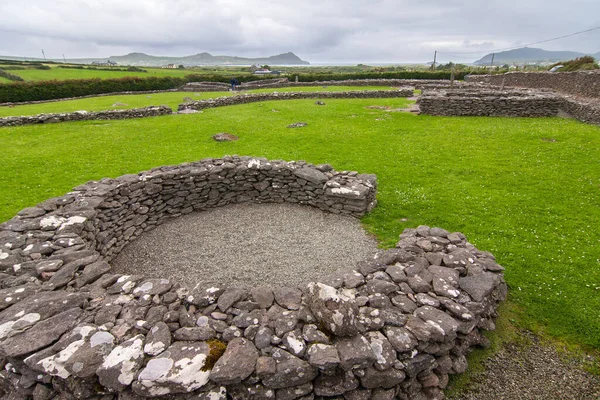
[490,53,495,70]
[432,51,437,71]
[41,49,46,60]
[63,54,66,63]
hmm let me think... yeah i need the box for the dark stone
[210,338,258,385]
[335,334,376,370]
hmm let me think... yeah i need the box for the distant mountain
[474,47,598,65]
[0,51,310,66]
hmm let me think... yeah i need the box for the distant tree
[261,65,270,70]
[178,65,185,69]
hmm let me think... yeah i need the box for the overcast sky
[0,0,598,64]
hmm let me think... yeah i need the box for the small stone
[213,133,239,142]
[251,287,275,308]
[287,122,308,128]
[273,287,303,310]
[307,283,359,337]
[173,326,216,341]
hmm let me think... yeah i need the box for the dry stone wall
[419,90,561,117]
[466,71,600,99]
[0,157,506,400]
[0,106,173,127]
[178,90,414,112]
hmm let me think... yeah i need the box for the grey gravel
[449,332,600,400]
[111,203,379,289]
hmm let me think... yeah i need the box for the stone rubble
[0,157,506,399]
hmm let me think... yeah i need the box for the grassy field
[0,86,394,117]
[1,98,599,359]
[9,65,193,81]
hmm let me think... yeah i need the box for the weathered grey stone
[0,307,82,357]
[217,287,246,312]
[384,326,418,352]
[133,341,212,396]
[0,284,39,311]
[313,370,359,396]
[306,343,340,370]
[210,338,258,385]
[335,334,376,370]
[97,334,145,391]
[251,287,275,309]
[144,322,172,356]
[360,366,406,389]
[302,324,331,344]
[459,273,499,302]
[64,330,116,378]
[404,353,436,377]
[74,261,111,288]
[132,279,173,297]
[262,348,318,389]
[414,306,459,342]
[365,331,397,371]
[277,382,313,400]
[293,167,327,184]
[274,287,303,310]
[173,327,216,341]
[391,294,417,314]
[307,282,358,337]
[255,326,274,349]
[282,329,306,357]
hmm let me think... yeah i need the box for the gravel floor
[110,203,380,290]
[449,332,600,400]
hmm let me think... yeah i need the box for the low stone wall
[0,90,179,107]
[0,106,173,127]
[178,90,414,111]
[419,90,561,117]
[558,97,600,125]
[465,71,600,99]
[180,82,232,92]
[0,157,506,399]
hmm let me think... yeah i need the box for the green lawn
[1,98,599,356]
[0,76,11,84]
[0,86,394,117]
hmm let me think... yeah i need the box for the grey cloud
[0,0,598,63]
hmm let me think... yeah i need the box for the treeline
[0,71,471,103]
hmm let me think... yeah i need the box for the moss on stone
[203,339,227,371]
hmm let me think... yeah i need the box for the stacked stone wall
[0,157,506,399]
[178,90,414,111]
[0,106,173,127]
[465,71,600,99]
[419,90,561,117]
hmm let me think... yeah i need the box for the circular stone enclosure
[0,157,507,400]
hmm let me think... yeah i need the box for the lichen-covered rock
[133,341,212,396]
[307,282,359,337]
[144,322,171,356]
[261,348,318,389]
[0,307,82,357]
[306,343,340,370]
[97,334,145,391]
[335,334,376,370]
[209,338,258,385]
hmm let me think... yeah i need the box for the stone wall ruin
[0,157,507,399]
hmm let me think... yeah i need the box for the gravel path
[110,203,379,290]
[449,332,600,400]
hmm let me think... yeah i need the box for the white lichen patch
[133,282,154,295]
[59,216,87,229]
[138,352,210,393]
[144,341,166,356]
[40,216,64,229]
[100,336,144,385]
[90,331,115,348]
[0,313,41,340]
[330,187,360,196]
[0,251,11,260]
[248,159,261,169]
[285,332,305,354]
